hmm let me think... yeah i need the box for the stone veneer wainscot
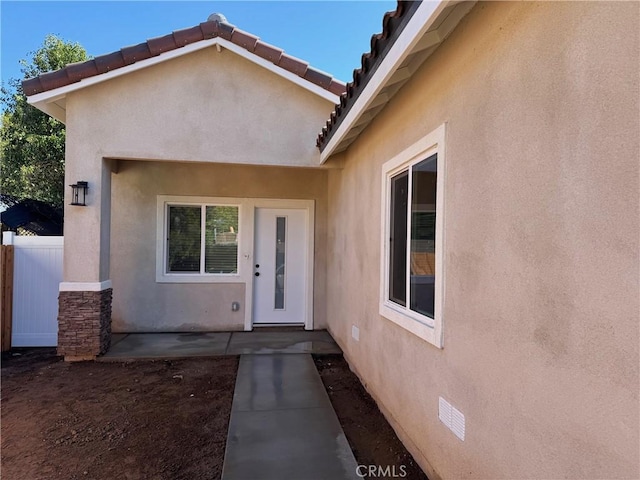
[58,289,112,360]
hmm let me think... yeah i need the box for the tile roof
[316,1,420,151]
[22,19,346,97]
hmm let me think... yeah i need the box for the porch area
[99,328,360,479]
[100,329,342,360]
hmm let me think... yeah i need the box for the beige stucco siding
[66,46,332,167]
[326,2,639,479]
[63,46,335,285]
[111,160,328,332]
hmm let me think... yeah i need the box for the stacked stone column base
[58,289,112,361]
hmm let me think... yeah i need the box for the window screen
[410,154,437,318]
[205,206,239,274]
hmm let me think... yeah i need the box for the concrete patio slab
[110,333,128,347]
[222,354,358,480]
[225,330,342,355]
[98,330,342,361]
[100,332,231,360]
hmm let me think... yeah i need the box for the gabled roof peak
[22,18,346,98]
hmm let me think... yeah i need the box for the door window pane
[389,171,408,306]
[410,154,437,318]
[275,216,286,309]
[205,206,239,274]
[167,206,201,272]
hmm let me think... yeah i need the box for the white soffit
[28,37,341,124]
[320,0,476,163]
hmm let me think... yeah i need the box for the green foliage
[205,206,238,246]
[1,35,88,208]
[168,206,202,272]
[205,206,239,274]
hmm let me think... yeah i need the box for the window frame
[379,124,446,348]
[156,196,243,283]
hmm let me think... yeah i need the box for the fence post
[1,243,15,352]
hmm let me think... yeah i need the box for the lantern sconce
[70,181,89,206]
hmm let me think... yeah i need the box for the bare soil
[2,349,427,480]
[314,354,428,480]
[1,349,238,480]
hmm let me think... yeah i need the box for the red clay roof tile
[317,1,418,151]
[66,61,98,82]
[254,42,283,64]
[199,21,218,40]
[173,26,203,47]
[22,18,345,98]
[38,69,69,92]
[121,43,152,65]
[328,80,346,97]
[230,29,258,52]
[278,53,308,77]
[94,51,125,74]
[23,78,42,96]
[304,67,333,90]
[147,34,176,56]
[215,21,234,41]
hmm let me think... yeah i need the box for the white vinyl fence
[3,232,63,347]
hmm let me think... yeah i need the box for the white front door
[253,207,308,325]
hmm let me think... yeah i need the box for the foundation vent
[439,396,465,441]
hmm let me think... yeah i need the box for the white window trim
[156,195,245,284]
[379,123,446,348]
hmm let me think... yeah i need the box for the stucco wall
[66,46,332,167]
[110,160,328,332]
[63,45,335,284]
[326,2,639,479]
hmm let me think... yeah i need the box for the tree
[1,35,88,208]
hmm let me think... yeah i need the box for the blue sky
[1,1,397,88]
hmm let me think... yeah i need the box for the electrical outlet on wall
[352,325,360,341]
[439,396,465,441]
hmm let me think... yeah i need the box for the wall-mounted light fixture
[70,181,88,206]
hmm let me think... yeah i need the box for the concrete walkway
[222,354,359,480]
[101,330,358,478]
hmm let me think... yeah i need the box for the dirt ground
[2,349,427,480]
[314,355,428,480]
[1,349,238,480]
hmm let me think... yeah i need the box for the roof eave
[27,37,342,124]
[31,99,67,124]
[319,1,476,163]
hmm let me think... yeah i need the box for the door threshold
[252,324,306,332]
